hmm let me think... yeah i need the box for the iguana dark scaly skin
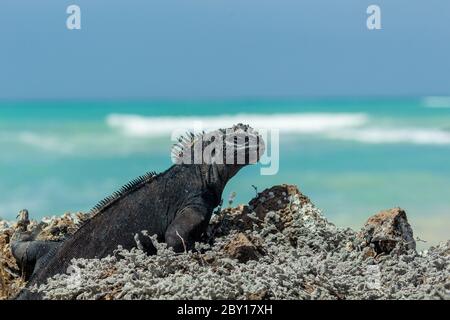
[13,124,265,300]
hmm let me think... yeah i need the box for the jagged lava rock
[249,184,311,230]
[207,184,313,240]
[359,207,416,254]
[223,233,264,263]
[2,185,449,300]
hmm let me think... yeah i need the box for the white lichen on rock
[30,185,449,300]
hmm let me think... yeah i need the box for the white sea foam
[327,128,450,145]
[9,131,161,156]
[106,113,369,137]
[422,96,450,108]
[106,113,450,145]
[17,132,75,154]
[4,113,449,157]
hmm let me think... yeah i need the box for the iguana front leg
[165,204,212,252]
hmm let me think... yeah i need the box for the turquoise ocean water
[0,99,449,246]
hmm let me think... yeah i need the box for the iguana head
[173,123,265,186]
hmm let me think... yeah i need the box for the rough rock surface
[0,223,24,300]
[359,208,416,254]
[223,233,264,263]
[1,185,449,300]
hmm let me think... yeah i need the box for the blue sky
[0,0,449,99]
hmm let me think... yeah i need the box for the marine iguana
[13,124,265,299]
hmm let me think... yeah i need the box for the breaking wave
[106,113,369,137]
[106,113,450,145]
[17,132,75,154]
[4,113,450,156]
[327,128,450,145]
